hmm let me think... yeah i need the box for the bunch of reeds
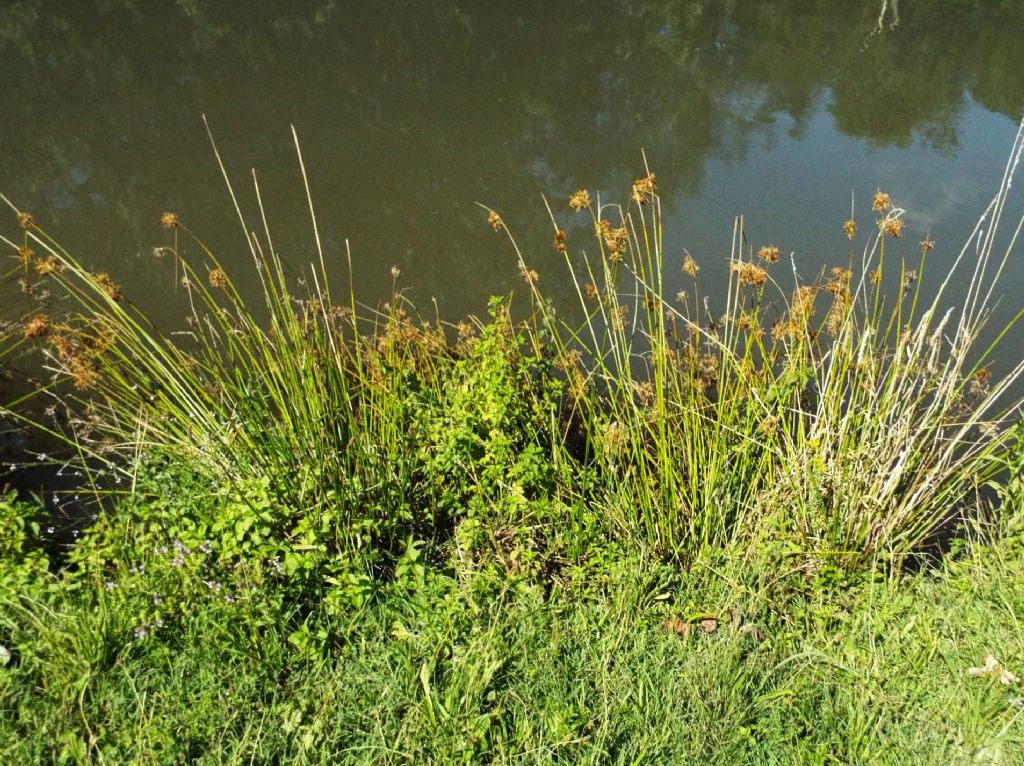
[499,123,1024,566]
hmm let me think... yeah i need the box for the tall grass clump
[3,120,1024,583]
[500,125,1024,567]
[1,127,574,606]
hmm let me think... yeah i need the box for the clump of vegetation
[3,123,1024,763]
[6,126,1024,574]
[512,151,1024,567]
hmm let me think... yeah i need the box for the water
[3,1,1024,376]
[2,1,1022,321]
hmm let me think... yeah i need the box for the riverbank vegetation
[3,124,1024,763]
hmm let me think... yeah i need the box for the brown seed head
[682,253,700,277]
[598,221,629,262]
[870,269,882,285]
[825,266,852,296]
[93,272,124,301]
[584,281,599,300]
[872,192,891,213]
[792,285,817,321]
[632,173,657,205]
[882,216,904,238]
[518,263,538,284]
[16,211,35,229]
[23,313,50,339]
[730,260,768,288]
[161,212,180,229]
[757,245,781,263]
[209,268,228,289]
[920,236,935,254]
[569,189,591,211]
[487,209,503,232]
[17,246,33,268]
[69,357,99,390]
[553,229,567,254]
[843,219,857,240]
[34,255,63,275]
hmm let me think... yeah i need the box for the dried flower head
[23,313,50,339]
[34,255,63,275]
[569,189,591,211]
[487,209,503,232]
[553,229,567,254]
[843,219,857,240]
[682,253,700,277]
[872,192,891,213]
[390,265,401,280]
[870,269,882,285]
[16,211,35,229]
[161,212,180,229]
[596,220,629,261]
[70,358,99,390]
[882,216,905,238]
[632,173,657,204]
[518,263,538,284]
[920,236,935,254]
[208,268,228,288]
[825,268,853,335]
[902,269,917,292]
[792,285,817,322]
[17,246,33,268]
[757,245,781,263]
[93,272,123,301]
[825,266,852,296]
[584,281,599,300]
[730,260,768,288]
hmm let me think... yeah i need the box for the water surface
[3,0,1024,339]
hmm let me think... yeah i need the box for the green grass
[3,477,1024,764]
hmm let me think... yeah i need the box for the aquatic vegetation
[3,121,1024,582]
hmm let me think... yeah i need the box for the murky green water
[3,0,1024,331]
